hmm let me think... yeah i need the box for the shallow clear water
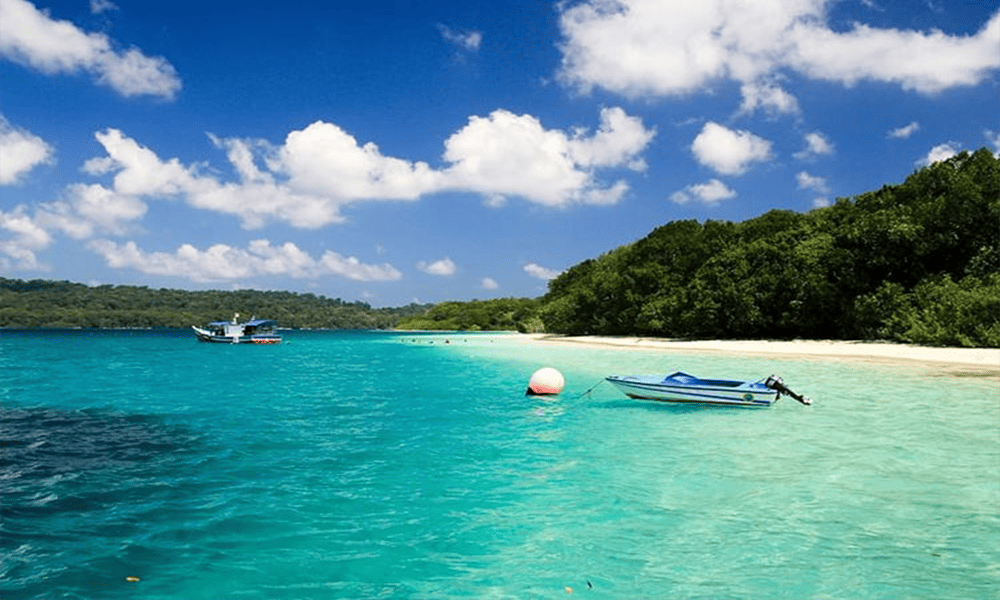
[1,330,997,599]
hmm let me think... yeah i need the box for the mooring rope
[576,378,606,399]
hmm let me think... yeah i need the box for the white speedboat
[605,372,810,407]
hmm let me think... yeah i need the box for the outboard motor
[764,375,812,405]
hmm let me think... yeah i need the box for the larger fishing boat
[192,314,282,344]
[605,372,811,407]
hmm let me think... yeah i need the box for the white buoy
[527,367,565,395]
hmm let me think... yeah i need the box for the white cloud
[83,128,346,229]
[438,25,482,51]
[918,142,960,166]
[70,108,652,234]
[87,239,402,282]
[481,277,499,290]
[0,179,147,269]
[567,107,656,170]
[0,116,53,184]
[49,183,147,237]
[0,0,181,99]
[888,121,921,139]
[557,0,1000,98]
[3,107,653,280]
[90,0,117,14]
[442,108,653,207]
[785,12,1000,94]
[794,131,835,160]
[670,179,736,206]
[417,257,457,276]
[524,263,562,280]
[738,81,801,118]
[797,171,831,207]
[691,122,772,175]
[0,206,53,269]
[318,250,403,282]
[796,171,830,194]
[273,121,443,204]
[984,130,1000,156]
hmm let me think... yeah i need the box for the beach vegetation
[396,297,541,332]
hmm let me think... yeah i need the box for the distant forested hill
[0,280,431,330]
[536,148,999,347]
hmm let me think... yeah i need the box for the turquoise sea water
[1,329,997,599]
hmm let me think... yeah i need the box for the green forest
[395,297,544,332]
[0,280,430,330]
[3,149,998,346]
[400,149,999,347]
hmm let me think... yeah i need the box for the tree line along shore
[0,281,431,331]
[3,149,997,347]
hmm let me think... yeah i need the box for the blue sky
[1,0,997,307]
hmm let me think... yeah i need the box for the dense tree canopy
[397,298,543,332]
[0,280,430,330]
[4,149,997,346]
[536,148,999,346]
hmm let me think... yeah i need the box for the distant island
[3,149,997,347]
[0,281,431,331]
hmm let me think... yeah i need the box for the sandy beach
[526,334,1000,379]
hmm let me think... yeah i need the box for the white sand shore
[526,334,1000,378]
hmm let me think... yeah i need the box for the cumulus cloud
[918,142,960,166]
[0,206,52,269]
[670,178,736,206]
[524,263,562,280]
[82,127,351,229]
[0,0,181,99]
[481,277,499,290]
[49,183,147,237]
[87,239,402,282]
[0,177,148,269]
[417,257,457,276]
[319,250,404,282]
[796,171,830,194]
[888,121,921,139]
[784,13,1000,94]
[737,81,801,118]
[5,107,652,280]
[442,107,653,207]
[567,107,656,171]
[691,122,772,175]
[0,116,53,184]
[272,121,443,205]
[71,107,652,236]
[794,131,835,160]
[797,171,831,207]
[557,0,1000,98]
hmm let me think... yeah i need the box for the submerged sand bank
[525,335,1000,379]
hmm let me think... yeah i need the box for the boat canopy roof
[206,319,276,327]
[245,319,276,326]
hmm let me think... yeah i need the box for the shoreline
[525,334,1000,379]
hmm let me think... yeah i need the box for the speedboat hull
[606,372,779,407]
